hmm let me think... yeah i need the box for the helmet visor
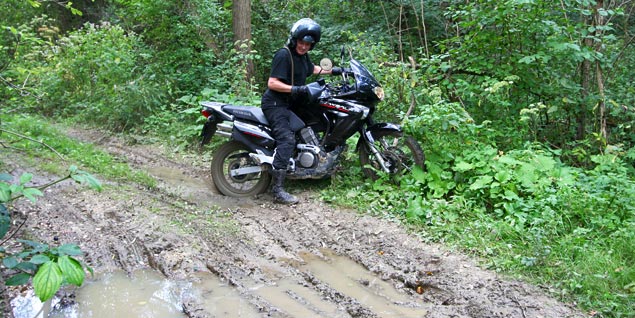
[300,35,316,43]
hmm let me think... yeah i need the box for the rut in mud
[1,128,585,318]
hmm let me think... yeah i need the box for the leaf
[33,261,63,302]
[19,173,33,186]
[70,170,102,191]
[57,244,83,256]
[1,203,9,238]
[0,183,12,202]
[27,0,41,8]
[494,170,511,183]
[5,273,31,286]
[453,161,474,172]
[18,239,48,251]
[16,261,38,272]
[469,176,493,190]
[0,173,12,181]
[58,256,85,286]
[3,256,19,269]
[411,165,427,183]
[30,254,51,265]
[22,188,43,203]
[532,155,555,171]
[406,196,426,222]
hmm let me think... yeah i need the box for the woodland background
[1,0,635,317]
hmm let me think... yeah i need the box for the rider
[261,18,342,204]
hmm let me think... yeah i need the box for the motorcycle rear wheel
[359,135,425,181]
[211,141,271,197]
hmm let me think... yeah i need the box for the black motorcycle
[200,51,425,197]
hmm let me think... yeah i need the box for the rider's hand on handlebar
[331,67,352,76]
[291,85,309,98]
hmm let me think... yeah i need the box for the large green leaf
[33,261,63,301]
[58,256,85,286]
[5,273,31,286]
[30,254,51,264]
[57,244,83,256]
[469,175,493,190]
[2,256,18,269]
[453,161,474,172]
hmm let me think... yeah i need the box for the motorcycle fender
[356,122,402,151]
[200,117,220,146]
[367,123,403,140]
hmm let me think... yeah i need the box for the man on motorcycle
[261,18,342,204]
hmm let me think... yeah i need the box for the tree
[233,0,255,83]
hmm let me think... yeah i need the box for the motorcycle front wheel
[358,135,425,181]
[211,141,271,197]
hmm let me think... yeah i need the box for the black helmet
[287,18,321,50]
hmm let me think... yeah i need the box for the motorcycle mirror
[319,58,333,71]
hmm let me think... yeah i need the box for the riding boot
[271,169,298,204]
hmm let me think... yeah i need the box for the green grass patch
[0,113,156,188]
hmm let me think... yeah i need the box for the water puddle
[251,277,349,317]
[190,272,261,317]
[147,166,218,200]
[11,269,267,318]
[296,249,427,318]
[11,252,427,318]
[12,269,186,318]
[146,166,253,208]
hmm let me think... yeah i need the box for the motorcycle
[199,49,425,197]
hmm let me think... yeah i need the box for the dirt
[0,127,586,318]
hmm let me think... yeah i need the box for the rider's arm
[268,77,293,93]
[313,65,332,75]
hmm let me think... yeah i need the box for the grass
[0,113,156,188]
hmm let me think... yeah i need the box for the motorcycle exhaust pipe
[217,122,233,137]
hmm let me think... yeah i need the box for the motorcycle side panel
[231,121,275,156]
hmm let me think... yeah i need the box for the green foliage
[436,0,624,153]
[111,0,232,95]
[3,240,92,301]
[36,22,164,131]
[1,120,99,303]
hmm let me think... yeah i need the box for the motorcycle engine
[296,144,321,168]
[298,151,317,168]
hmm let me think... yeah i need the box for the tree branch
[0,128,66,161]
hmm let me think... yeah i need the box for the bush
[38,22,164,131]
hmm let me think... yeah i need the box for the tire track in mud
[4,129,585,318]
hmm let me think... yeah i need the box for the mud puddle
[12,270,186,318]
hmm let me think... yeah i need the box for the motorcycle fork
[360,128,392,173]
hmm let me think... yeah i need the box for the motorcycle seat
[222,105,269,125]
[222,105,305,132]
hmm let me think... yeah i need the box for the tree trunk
[232,0,254,83]
[595,0,608,144]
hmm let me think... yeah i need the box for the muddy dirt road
[1,128,585,317]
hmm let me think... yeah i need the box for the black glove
[291,85,309,98]
[331,67,343,76]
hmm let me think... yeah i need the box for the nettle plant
[1,168,100,301]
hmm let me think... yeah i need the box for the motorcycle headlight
[373,87,385,100]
